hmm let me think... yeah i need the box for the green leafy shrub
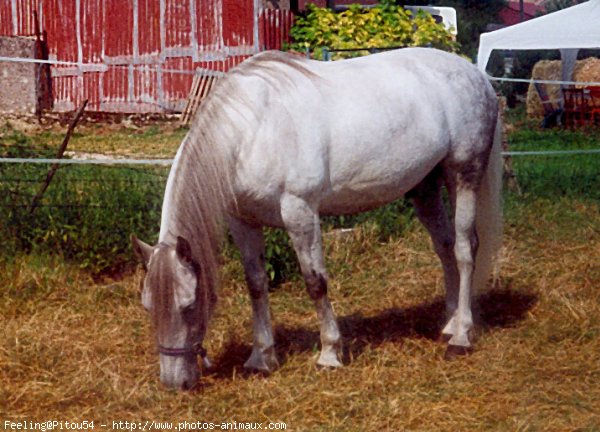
[258,202,415,287]
[323,199,414,242]
[263,228,298,286]
[289,1,458,59]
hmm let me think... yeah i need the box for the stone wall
[0,36,51,116]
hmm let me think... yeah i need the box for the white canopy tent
[477,0,600,81]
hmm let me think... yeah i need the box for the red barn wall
[0,0,294,113]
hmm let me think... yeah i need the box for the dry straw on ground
[1,195,599,431]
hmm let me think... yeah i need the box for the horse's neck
[158,127,236,246]
[159,140,186,243]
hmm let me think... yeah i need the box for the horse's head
[131,234,206,390]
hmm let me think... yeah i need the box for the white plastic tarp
[477,0,600,73]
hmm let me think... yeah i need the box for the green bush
[289,1,458,59]
[263,228,298,286]
[323,199,414,241]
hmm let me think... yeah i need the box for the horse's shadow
[207,282,536,379]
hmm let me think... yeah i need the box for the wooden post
[498,96,521,195]
[519,0,524,22]
[29,99,88,214]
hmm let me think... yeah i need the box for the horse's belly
[317,116,448,215]
[319,160,437,215]
[319,185,405,216]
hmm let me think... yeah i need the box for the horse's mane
[160,51,313,323]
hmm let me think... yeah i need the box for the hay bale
[577,57,600,83]
[526,57,600,119]
[526,60,562,119]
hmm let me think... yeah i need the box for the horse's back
[314,48,496,151]
[229,49,497,222]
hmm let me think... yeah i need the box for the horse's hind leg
[444,177,479,353]
[228,217,279,373]
[408,168,459,331]
[280,193,342,368]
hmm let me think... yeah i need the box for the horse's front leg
[280,193,343,368]
[228,217,279,373]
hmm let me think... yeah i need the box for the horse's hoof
[444,344,472,360]
[317,349,343,368]
[243,347,279,373]
[317,358,343,368]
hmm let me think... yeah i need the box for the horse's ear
[131,234,153,267]
[176,236,193,266]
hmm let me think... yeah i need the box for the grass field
[0,118,599,430]
[23,122,186,158]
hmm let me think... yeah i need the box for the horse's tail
[473,114,503,292]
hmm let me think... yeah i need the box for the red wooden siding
[222,0,254,49]
[0,0,294,113]
[0,0,43,35]
[138,0,161,57]
[258,8,294,51]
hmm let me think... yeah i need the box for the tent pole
[520,0,524,21]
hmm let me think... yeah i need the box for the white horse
[131,48,502,390]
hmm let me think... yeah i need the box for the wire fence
[0,161,168,206]
[0,157,169,272]
[0,133,598,274]
[0,149,597,212]
[1,46,599,272]
[0,128,598,207]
